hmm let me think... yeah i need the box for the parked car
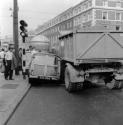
[28,52,61,85]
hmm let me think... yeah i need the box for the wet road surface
[7,83,123,125]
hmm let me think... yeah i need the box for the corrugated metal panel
[77,33,123,59]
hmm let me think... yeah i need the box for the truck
[57,27,123,92]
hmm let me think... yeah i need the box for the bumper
[29,75,60,80]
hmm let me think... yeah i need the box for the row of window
[49,0,92,29]
[95,0,123,8]
[37,0,123,34]
[74,11,92,26]
[43,21,73,35]
[42,11,123,36]
[38,0,93,33]
[73,0,92,16]
[96,10,123,21]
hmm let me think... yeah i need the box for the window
[81,4,84,11]
[83,14,86,22]
[69,21,72,28]
[88,1,92,7]
[85,2,88,9]
[57,26,59,31]
[74,18,77,26]
[108,11,115,20]
[116,2,121,8]
[95,0,103,6]
[70,12,73,17]
[116,26,120,31]
[78,16,81,24]
[108,1,116,7]
[67,13,70,19]
[88,12,92,21]
[116,12,121,20]
[74,8,78,15]
[102,12,108,20]
[78,6,81,12]
[83,3,86,10]
[62,25,66,30]
[103,1,108,7]
[67,22,70,29]
[96,10,102,19]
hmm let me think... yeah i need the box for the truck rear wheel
[106,79,123,89]
[65,68,75,92]
[76,82,83,90]
[114,80,123,89]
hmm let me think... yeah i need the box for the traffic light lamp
[20,20,28,38]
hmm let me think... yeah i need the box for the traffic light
[20,20,28,38]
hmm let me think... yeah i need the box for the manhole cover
[0,84,19,89]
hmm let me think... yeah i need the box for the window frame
[102,11,108,20]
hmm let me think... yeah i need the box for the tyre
[64,68,75,92]
[76,82,83,90]
[106,79,123,89]
[28,77,34,85]
[114,80,123,89]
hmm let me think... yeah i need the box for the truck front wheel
[28,78,34,85]
[65,68,75,92]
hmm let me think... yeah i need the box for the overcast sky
[0,0,82,38]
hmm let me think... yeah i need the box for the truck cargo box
[59,29,123,64]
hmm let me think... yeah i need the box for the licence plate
[39,76,50,80]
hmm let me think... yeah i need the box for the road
[7,82,123,125]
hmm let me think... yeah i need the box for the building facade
[36,0,123,49]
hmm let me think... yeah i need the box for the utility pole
[13,0,19,75]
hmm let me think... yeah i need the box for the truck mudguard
[66,63,84,83]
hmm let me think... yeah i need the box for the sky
[0,0,82,38]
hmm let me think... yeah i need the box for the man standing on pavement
[18,48,22,74]
[0,48,5,73]
[4,48,17,80]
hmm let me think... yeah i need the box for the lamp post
[13,0,19,75]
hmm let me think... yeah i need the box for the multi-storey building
[36,0,123,49]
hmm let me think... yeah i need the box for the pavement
[0,72,30,125]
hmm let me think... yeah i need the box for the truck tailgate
[75,31,123,60]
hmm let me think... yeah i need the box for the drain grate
[0,84,19,89]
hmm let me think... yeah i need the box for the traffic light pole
[22,36,26,79]
[19,20,28,79]
[13,0,19,75]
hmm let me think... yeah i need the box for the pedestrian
[0,48,5,73]
[31,47,38,57]
[11,48,17,76]
[3,49,7,76]
[18,48,22,74]
[0,48,5,59]
[4,48,17,80]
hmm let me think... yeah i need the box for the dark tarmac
[7,83,123,125]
